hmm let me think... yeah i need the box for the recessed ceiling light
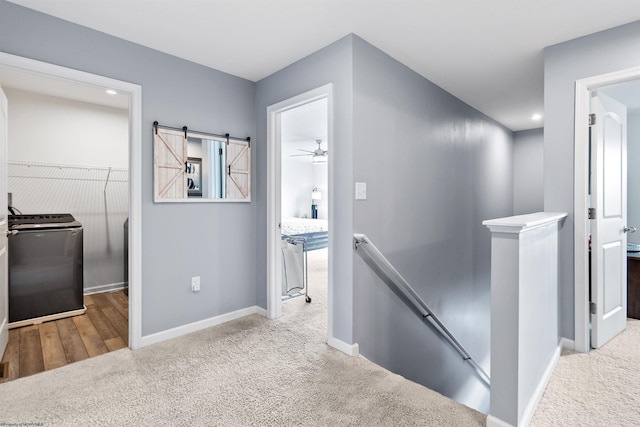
[105,89,117,95]
[531,113,542,121]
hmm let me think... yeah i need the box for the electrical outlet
[191,276,201,292]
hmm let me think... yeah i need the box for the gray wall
[544,20,640,339]
[628,113,640,244]
[255,36,355,343]
[3,2,521,413]
[513,128,544,215]
[351,37,514,413]
[0,0,257,336]
[255,36,515,413]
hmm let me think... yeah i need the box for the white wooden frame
[574,65,640,353]
[153,129,251,203]
[266,84,335,338]
[0,52,143,349]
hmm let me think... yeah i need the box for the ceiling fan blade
[291,153,313,157]
[297,149,315,154]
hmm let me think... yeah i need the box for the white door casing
[574,66,640,353]
[0,52,143,349]
[266,84,334,335]
[0,88,8,356]
[590,92,628,349]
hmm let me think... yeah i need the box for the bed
[281,217,328,251]
[280,217,328,302]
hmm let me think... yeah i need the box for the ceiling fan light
[312,154,327,164]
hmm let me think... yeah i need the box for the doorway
[267,84,334,341]
[0,53,142,371]
[574,65,640,352]
[280,98,328,309]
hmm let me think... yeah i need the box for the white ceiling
[6,0,640,131]
[0,67,129,109]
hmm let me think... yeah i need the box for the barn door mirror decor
[153,122,251,202]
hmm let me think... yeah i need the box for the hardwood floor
[0,290,128,383]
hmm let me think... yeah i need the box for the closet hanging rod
[153,121,251,146]
[8,161,128,172]
[7,175,128,184]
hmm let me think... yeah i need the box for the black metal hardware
[153,122,249,143]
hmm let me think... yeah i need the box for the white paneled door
[590,92,629,349]
[0,88,8,356]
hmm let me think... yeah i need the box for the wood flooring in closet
[0,290,128,383]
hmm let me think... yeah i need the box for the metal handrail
[353,233,490,387]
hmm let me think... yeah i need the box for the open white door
[0,88,8,356]
[590,92,629,349]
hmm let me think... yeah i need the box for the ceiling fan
[292,139,327,163]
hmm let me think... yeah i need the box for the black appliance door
[9,227,83,322]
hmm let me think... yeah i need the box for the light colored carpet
[531,319,640,426]
[0,248,484,426]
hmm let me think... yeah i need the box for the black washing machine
[8,214,84,324]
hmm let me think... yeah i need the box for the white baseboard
[138,305,357,358]
[328,336,359,356]
[486,414,514,427]
[139,305,264,347]
[255,306,268,317]
[560,337,575,351]
[84,282,126,295]
[518,344,562,427]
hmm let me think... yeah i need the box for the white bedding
[281,217,328,235]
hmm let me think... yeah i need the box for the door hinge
[588,208,596,219]
[589,113,596,126]
[590,302,597,314]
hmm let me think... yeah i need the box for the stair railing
[354,233,490,387]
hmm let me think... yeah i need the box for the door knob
[624,226,637,233]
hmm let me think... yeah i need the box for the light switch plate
[355,182,367,200]
[191,276,201,292]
